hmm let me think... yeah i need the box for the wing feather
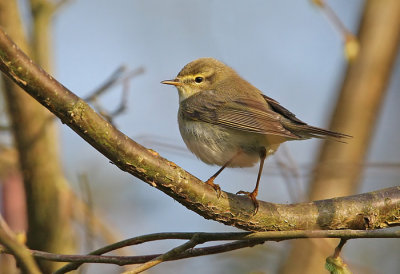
[180,90,301,139]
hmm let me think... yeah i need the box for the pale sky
[46,1,400,273]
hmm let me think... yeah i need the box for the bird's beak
[161,79,183,86]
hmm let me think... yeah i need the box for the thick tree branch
[0,28,398,232]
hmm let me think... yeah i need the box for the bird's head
[161,58,237,101]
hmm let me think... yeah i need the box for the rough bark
[281,0,400,273]
[0,27,398,233]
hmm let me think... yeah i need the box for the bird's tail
[263,95,352,142]
[285,123,352,142]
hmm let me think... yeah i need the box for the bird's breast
[178,113,279,167]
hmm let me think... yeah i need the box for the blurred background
[1,0,399,273]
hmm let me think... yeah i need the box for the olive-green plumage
[162,58,350,212]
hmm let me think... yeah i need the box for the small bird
[162,58,350,213]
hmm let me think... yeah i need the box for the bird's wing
[180,90,301,139]
[262,95,307,125]
[262,94,352,140]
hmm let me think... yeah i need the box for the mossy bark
[0,27,398,234]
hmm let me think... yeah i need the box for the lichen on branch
[0,28,398,232]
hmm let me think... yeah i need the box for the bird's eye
[194,76,204,83]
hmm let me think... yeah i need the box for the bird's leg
[237,147,267,214]
[205,151,240,198]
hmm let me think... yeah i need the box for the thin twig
[126,234,202,274]
[85,66,144,102]
[333,238,348,258]
[32,239,263,269]
[84,66,127,102]
[51,229,400,273]
[312,0,360,61]
[316,0,351,40]
[84,66,144,123]
[109,76,130,117]
[0,215,41,274]
[325,238,351,273]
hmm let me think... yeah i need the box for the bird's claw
[236,190,259,214]
[205,178,222,198]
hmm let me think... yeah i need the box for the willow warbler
[162,58,350,213]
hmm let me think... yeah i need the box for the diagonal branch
[126,234,203,274]
[0,27,398,232]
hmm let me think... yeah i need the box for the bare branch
[15,229,398,273]
[126,234,203,274]
[34,240,264,271]
[333,238,347,259]
[84,66,144,123]
[84,66,127,102]
[0,215,41,274]
[312,0,360,61]
[325,239,351,273]
[0,27,398,233]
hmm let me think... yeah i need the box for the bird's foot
[236,190,259,214]
[205,178,221,198]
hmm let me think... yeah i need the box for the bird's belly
[178,119,279,167]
